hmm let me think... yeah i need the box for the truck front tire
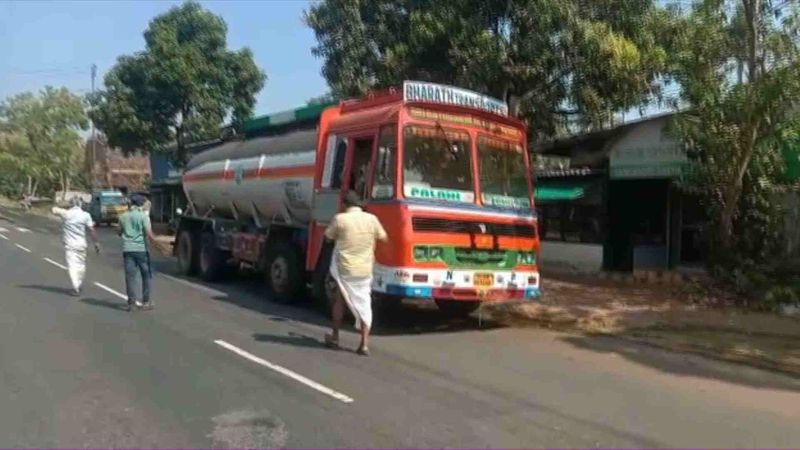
[177,230,198,276]
[198,232,227,282]
[264,242,304,303]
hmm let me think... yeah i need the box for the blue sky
[0,0,327,116]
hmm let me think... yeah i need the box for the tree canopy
[0,86,88,199]
[90,1,265,167]
[305,0,673,140]
[669,0,800,264]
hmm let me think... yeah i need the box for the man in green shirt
[119,194,157,311]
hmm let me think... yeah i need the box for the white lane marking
[44,257,68,271]
[15,244,31,253]
[161,273,228,298]
[94,282,127,300]
[214,339,354,404]
[0,234,8,240]
[15,227,30,233]
[0,226,8,232]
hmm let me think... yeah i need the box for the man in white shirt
[51,197,100,297]
[323,191,388,356]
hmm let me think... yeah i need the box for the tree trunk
[61,171,71,202]
[507,94,521,117]
[59,172,66,202]
[743,0,761,82]
[718,128,758,248]
[175,123,187,168]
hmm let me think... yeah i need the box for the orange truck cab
[306,81,540,315]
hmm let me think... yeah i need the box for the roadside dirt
[485,273,800,377]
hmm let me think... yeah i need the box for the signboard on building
[609,147,687,179]
[403,81,508,116]
[609,118,688,179]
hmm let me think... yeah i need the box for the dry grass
[485,273,800,376]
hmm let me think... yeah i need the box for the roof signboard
[403,81,508,116]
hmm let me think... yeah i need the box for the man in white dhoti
[51,198,100,297]
[324,191,388,356]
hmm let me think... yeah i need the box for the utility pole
[90,63,97,190]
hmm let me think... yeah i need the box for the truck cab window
[330,141,347,189]
[349,138,374,200]
[372,125,396,199]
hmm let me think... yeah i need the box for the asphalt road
[1,206,799,448]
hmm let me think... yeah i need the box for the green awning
[783,144,800,182]
[534,180,593,201]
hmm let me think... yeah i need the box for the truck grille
[454,248,506,265]
[412,217,536,238]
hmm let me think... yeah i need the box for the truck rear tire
[198,232,227,282]
[435,300,480,317]
[264,242,304,303]
[177,230,198,276]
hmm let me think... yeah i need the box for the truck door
[307,133,376,271]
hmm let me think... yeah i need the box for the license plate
[474,273,493,287]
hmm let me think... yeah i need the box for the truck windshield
[101,196,127,206]
[402,125,474,203]
[478,136,531,209]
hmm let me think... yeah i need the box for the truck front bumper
[373,264,540,302]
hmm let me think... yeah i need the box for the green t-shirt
[119,208,151,253]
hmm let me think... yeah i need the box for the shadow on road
[561,334,800,392]
[252,331,325,349]
[150,257,505,337]
[18,284,73,296]
[80,297,130,312]
[372,302,506,336]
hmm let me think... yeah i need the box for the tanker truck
[176,81,541,316]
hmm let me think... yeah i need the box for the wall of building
[608,116,686,179]
[150,153,180,183]
[540,241,604,273]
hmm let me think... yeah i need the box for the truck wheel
[198,232,226,282]
[435,300,480,318]
[264,242,304,303]
[177,230,198,276]
[312,245,338,313]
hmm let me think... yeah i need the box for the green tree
[306,92,339,105]
[0,87,88,199]
[90,1,266,167]
[670,0,800,264]
[305,0,672,139]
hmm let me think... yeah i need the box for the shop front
[535,114,706,272]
